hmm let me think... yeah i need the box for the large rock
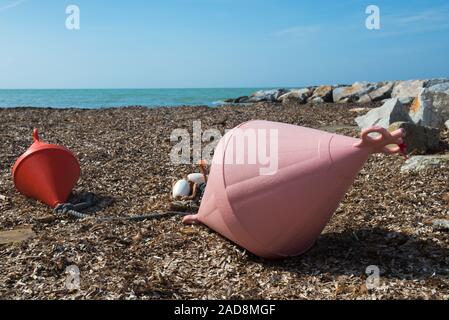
[357,94,372,104]
[368,81,394,101]
[425,78,449,88]
[408,87,449,129]
[333,82,378,103]
[427,81,449,94]
[388,122,440,154]
[391,78,449,101]
[311,85,333,102]
[225,96,250,103]
[358,82,394,103]
[401,154,449,172]
[278,88,312,104]
[248,89,288,102]
[382,97,413,104]
[355,98,411,129]
[310,97,325,104]
[233,96,250,103]
[398,97,414,105]
[392,80,425,100]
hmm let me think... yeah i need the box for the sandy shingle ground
[0,102,448,299]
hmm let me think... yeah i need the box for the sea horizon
[0,88,285,109]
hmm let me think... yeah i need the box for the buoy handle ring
[354,126,405,155]
[33,128,39,142]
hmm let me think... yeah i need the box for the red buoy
[12,129,80,208]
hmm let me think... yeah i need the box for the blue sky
[0,0,448,88]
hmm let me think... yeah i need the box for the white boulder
[392,80,425,100]
[310,97,325,104]
[311,85,333,102]
[391,78,449,101]
[355,98,410,129]
[278,88,312,104]
[408,86,449,129]
[333,82,378,103]
[249,89,288,102]
[401,154,449,172]
[427,82,449,94]
[368,81,394,101]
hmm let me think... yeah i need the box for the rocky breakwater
[225,77,449,171]
[224,78,449,106]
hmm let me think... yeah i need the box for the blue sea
[0,88,268,109]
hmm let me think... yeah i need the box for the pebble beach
[1,100,448,299]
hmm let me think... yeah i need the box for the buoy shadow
[251,227,448,280]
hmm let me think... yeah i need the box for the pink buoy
[183,120,405,259]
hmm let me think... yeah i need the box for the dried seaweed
[0,102,448,300]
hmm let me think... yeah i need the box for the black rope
[54,193,191,221]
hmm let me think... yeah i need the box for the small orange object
[12,129,80,208]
